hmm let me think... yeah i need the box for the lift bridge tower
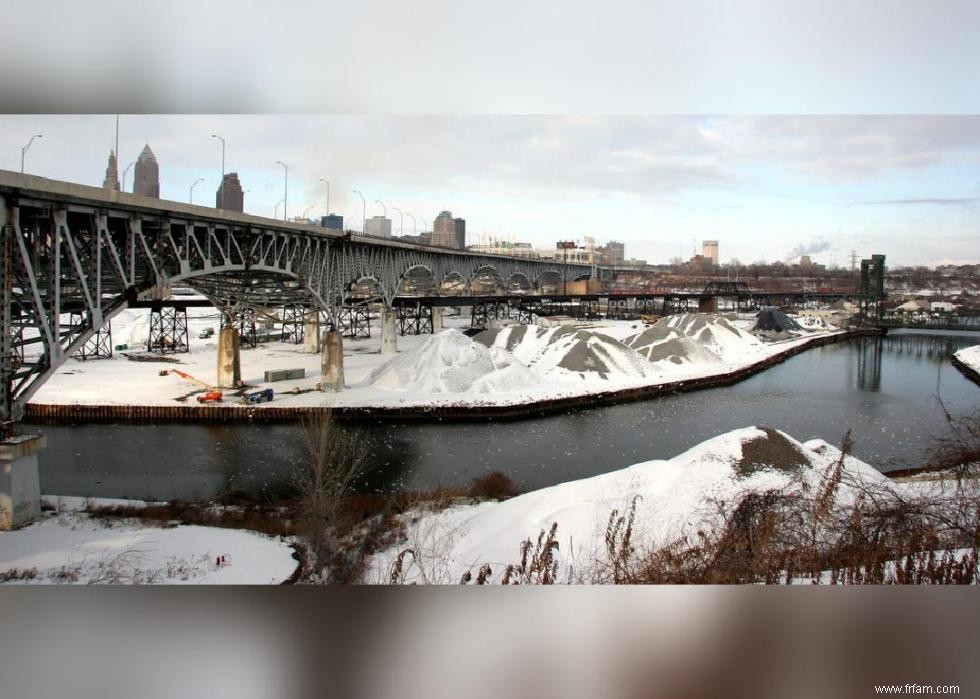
[859,254,886,325]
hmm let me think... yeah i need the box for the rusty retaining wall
[24,329,883,426]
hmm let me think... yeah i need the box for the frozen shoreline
[952,344,980,385]
[27,310,856,420]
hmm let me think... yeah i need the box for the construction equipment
[159,369,224,403]
[242,388,274,405]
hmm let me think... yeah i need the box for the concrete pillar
[303,311,321,353]
[216,326,242,388]
[380,306,398,355]
[0,434,45,530]
[319,330,345,391]
[432,306,444,332]
[699,297,718,313]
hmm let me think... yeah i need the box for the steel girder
[0,192,588,429]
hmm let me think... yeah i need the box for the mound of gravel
[661,314,762,358]
[753,308,803,332]
[475,325,655,381]
[368,329,541,393]
[622,324,723,366]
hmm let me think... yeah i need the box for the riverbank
[27,313,873,424]
[952,345,980,386]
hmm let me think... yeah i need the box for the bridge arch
[506,272,532,294]
[533,270,562,293]
[396,264,437,297]
[469,265,505,295]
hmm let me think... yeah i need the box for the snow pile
[795,314,837,331]
[954,345,980,374]
[474,324,655,381]
[368,328,541,394]
[367,427,890,584]
[0,510,297,585]
[661,313,763,360]
[621,323,723,366]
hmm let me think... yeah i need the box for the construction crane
[159,369,223,403]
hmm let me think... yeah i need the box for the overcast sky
[2,114,978,268]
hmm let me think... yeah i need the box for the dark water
[30,329,979,502]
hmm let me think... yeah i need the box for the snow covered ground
[0,496,298,585]
[954,344,980,374]
[30,308,843,411]
[365,427,907,584]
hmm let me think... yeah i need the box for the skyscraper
[702,240,719,265]
[102,150,120,191]
[364,216,392,238]
[432,211,465,249]
[216,172,244,212]
[133,144,159,197]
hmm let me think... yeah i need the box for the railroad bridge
[0,170,592,431]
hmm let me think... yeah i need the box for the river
[29,329,979,502]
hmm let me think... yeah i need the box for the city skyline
[2,114,978,268]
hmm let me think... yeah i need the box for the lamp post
[211,134,225,208]
[391,206,404,237]
[275,199,285,220]
[407,213,417,236]
[303,206,313,220]
[275,161,288,221]
[122,161,135,193]
[319,178,330,214]
[20,134,42,173]
[353,189,365,233]
[190,178,205,204]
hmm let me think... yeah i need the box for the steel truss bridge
[0,170,591,429]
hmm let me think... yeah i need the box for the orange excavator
[159,369,224,403]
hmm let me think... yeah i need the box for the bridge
[0,169,593,432]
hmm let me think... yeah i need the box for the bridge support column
[432,306,444,332]
[380,307,397,355]
[303,311,321,353]
[698,297,718,313]
[0,434,45,531]
[319,330,345,391]
[216,326,242,388]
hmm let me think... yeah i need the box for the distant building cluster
[465,237,628,265]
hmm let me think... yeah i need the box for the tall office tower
[453,217,466,249]
[364,215,392,237]
[702,240,719,265]
[133,144,160,197]
[102,150,120,191]
[216,172,244,212]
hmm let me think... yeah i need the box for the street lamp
[303,206,313,220]
[122,161,135,193]
[352,189,365,233]
[211,134,226,208]
[319,178,330,214]
[391,206,403,236]
[275,199,285,220]
[20,134,42,173]
[374,200,386,218]
[407,212,417,236]
[190,178,205,204]
[276,160,288,221]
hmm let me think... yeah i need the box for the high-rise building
[364,216,392,238]
[102,150,120,191]
[702,240,719,266]
[599,240,625,265]
[432,211,465,249]
[133,144,159,197]
[216,172,244,212]
[321,214,344,231]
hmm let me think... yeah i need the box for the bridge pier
[698,297,718,313]
[216,326,242,388]
[380,307,398,355]
[432,306,444,332]
[319,330,345,391]
[303,311,321,353]
[0,434,45,531]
